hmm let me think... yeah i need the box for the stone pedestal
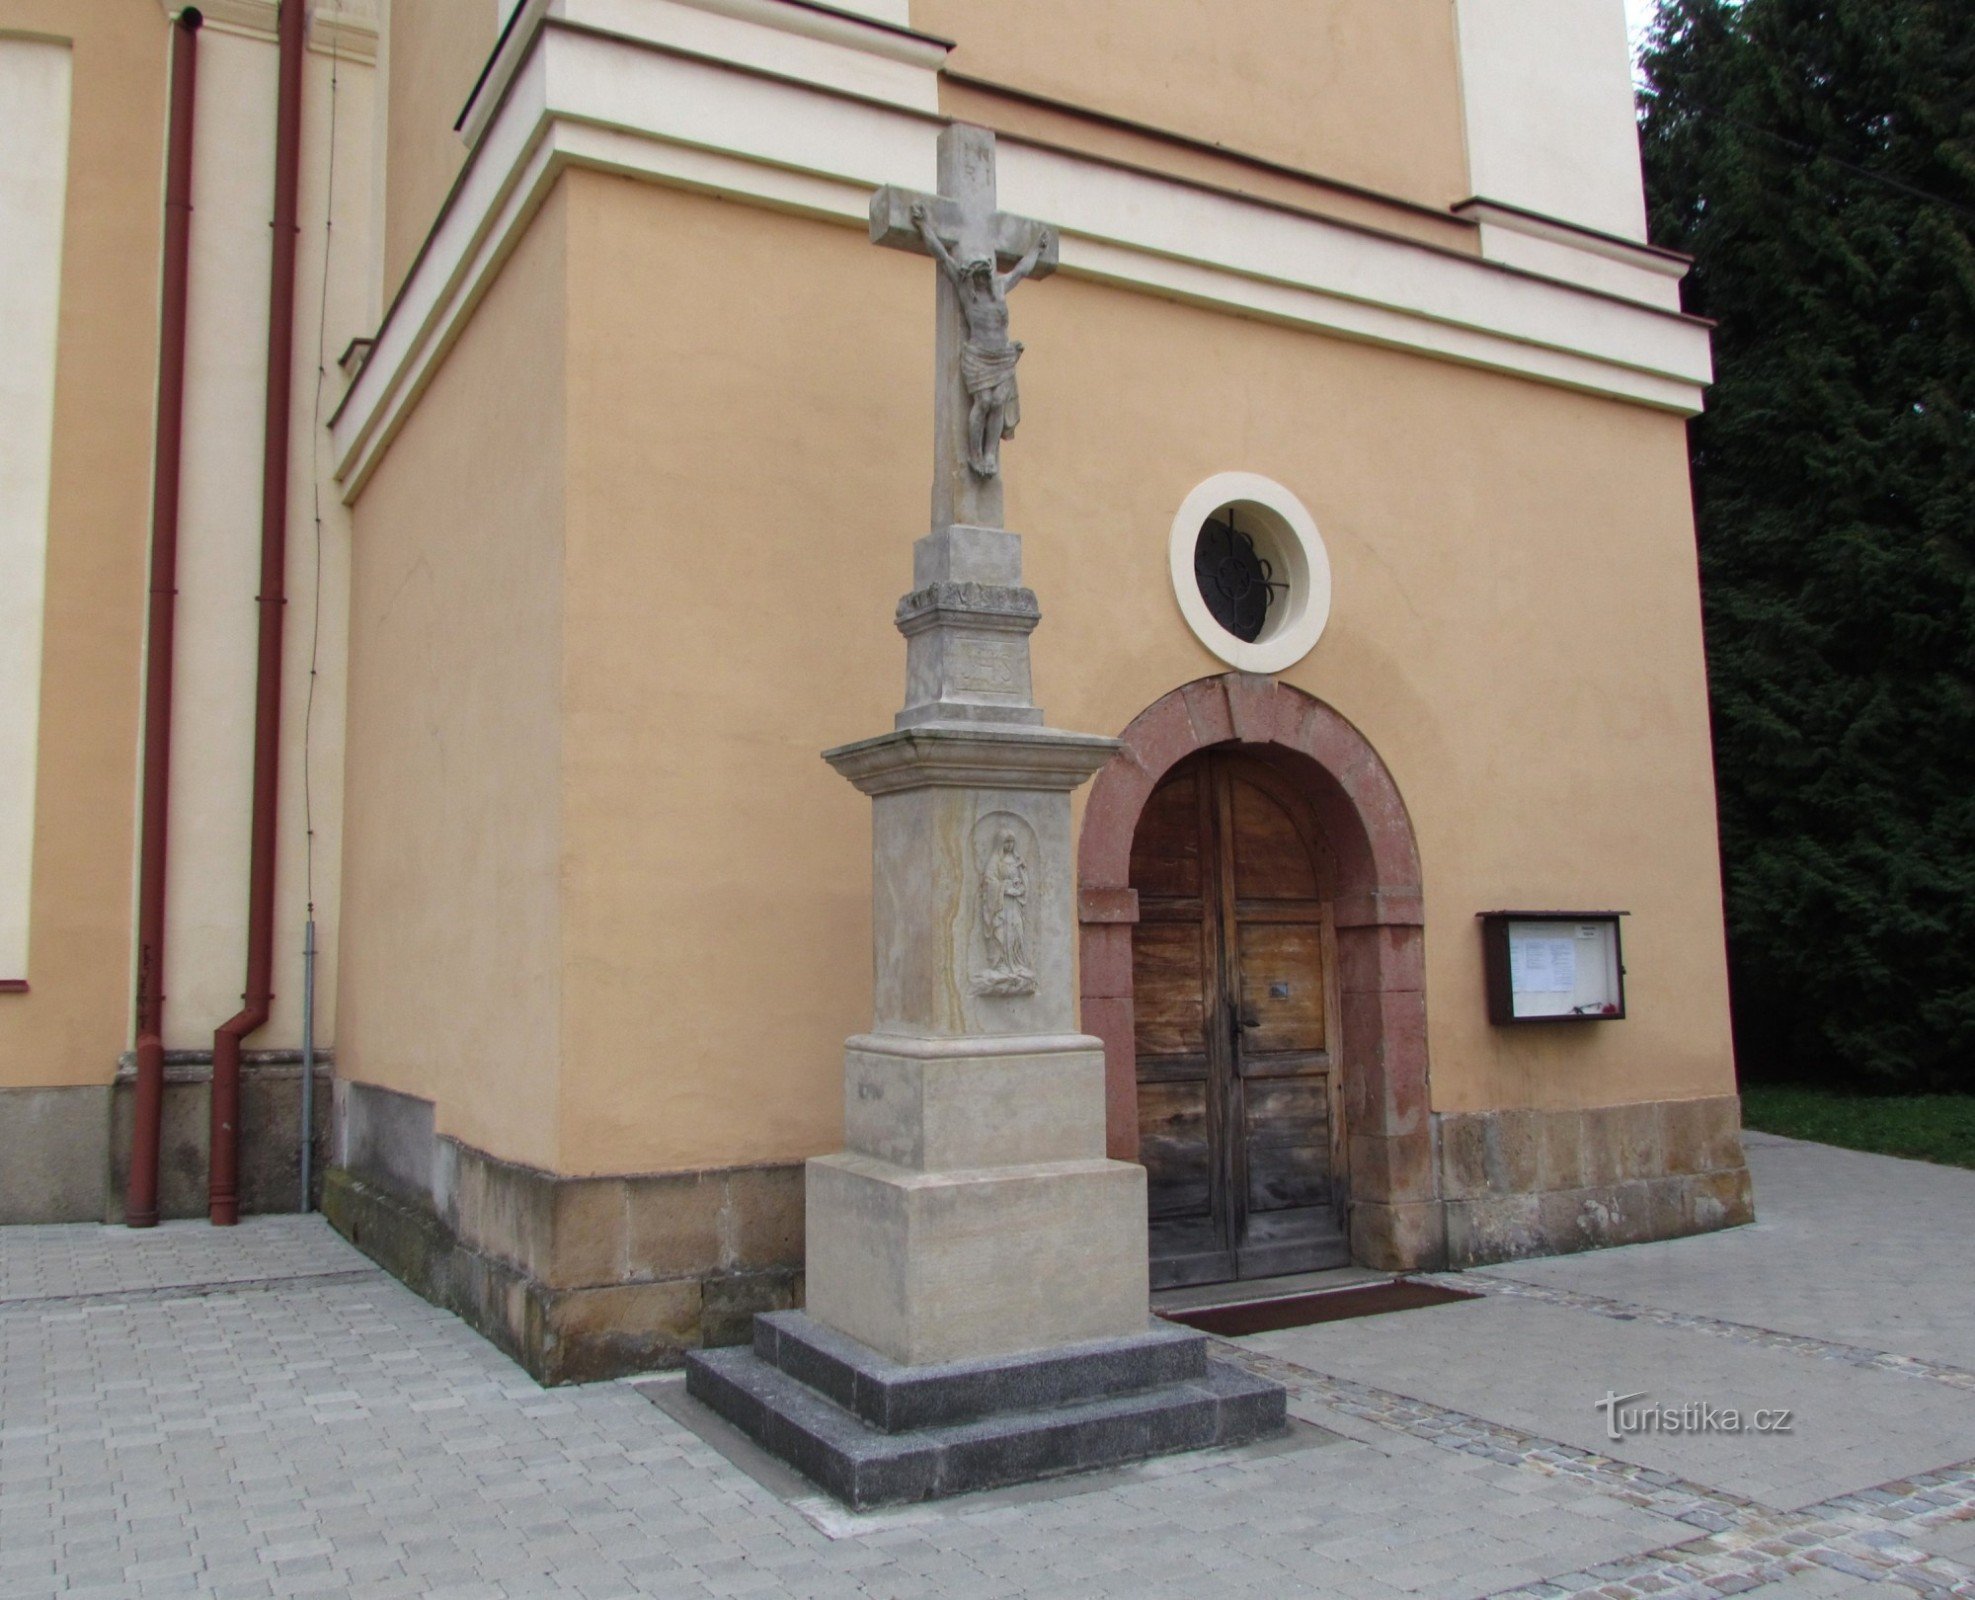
[810,524,1156,1373]
[685,517,1286,1503]
[807,1032,1145,1366]
[684,129,1285,1497]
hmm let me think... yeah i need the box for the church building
[0,0,1750,1384]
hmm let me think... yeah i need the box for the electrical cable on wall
[304,30,339,920]
[299,23,340,1212]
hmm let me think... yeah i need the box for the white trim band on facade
[458,0,948,147]
[0,37,72,981]
[151,0,380,62]
[1452,198,1689,313]
[331,18,1715,501]
[1169,474,1332,676]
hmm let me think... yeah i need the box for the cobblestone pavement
[1,1134,1971,1599]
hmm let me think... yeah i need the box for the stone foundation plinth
[323,1079,803,1384]
[0,1059,330,1225]
[108,1056,332,1223]
[0,1084,111,1224]
[1436,1094,1754,1266]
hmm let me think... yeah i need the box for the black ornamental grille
[1193,513,1285,643]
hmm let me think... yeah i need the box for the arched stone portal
[1077,674,1445,1272]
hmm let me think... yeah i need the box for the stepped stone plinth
[687,1313,1285,1509]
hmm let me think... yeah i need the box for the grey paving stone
[1476,1135,1975,1374]
[1245,1293,1975,1510]
[0,1141,1970,1599]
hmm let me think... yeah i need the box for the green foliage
[1740,1086,1975,1167]
[1639,0,1975,1089]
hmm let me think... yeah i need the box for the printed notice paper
[1511,935,1578,995]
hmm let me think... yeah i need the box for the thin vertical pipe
[299,918,314,1212]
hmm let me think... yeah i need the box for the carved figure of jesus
[912,202,1050,479]
[978,830,1034,989]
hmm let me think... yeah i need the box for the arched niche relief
[1076,674,1445,1272]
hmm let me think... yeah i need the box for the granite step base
[684,1312,1287,1509]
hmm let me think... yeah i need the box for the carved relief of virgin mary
[975,828,1036,995]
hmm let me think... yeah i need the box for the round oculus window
[1168,472,1333,674]
[1193,510,1283,643]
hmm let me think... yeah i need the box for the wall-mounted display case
[1479,911,1627,1024]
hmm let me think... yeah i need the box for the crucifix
[871,125,1058,533]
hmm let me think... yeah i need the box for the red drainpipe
[210,0,304,1225]
[127,6,204,1231]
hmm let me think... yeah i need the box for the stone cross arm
[869,185,1059,279]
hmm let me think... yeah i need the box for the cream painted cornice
[310,3,379,64]
[1452,197,1689,311]
[331,17,1714,501]
[1453,198,1689,272]
[456,0,949,146]
[153,0,378,62]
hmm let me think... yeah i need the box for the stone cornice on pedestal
[823,724,1119,795]
[843,1030,1097,1058]
[894,583,1040,636]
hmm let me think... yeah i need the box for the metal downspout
[210,0,303,1225]
[127,6,204,1230]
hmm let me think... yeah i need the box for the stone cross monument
[864,125,1057,733]
[685,126,1284,1508]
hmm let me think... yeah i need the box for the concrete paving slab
[1246,1291,1975,1509]
[0,1217,369,1303]
[1476,1134,1975,1372]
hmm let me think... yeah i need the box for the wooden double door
[1130,750,1349,1288]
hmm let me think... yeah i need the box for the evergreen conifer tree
[1639,0,1975,1089]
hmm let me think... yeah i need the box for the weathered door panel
[1129,752,1348,1287]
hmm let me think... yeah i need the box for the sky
[1625,0,1657,82]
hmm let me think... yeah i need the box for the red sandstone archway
[1077,674,1443,1270]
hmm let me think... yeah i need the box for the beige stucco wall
[0,3,165,1089]
[164,26,371,1056]
[936,75,1477,258]
[341,169,1730,1176]
[1018,293,1724,1121]
[0,6,374,1094]
[553,172,903,1174]
[337,182,568,1170]
[381,0,498,300]
[915,0,1470,212]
